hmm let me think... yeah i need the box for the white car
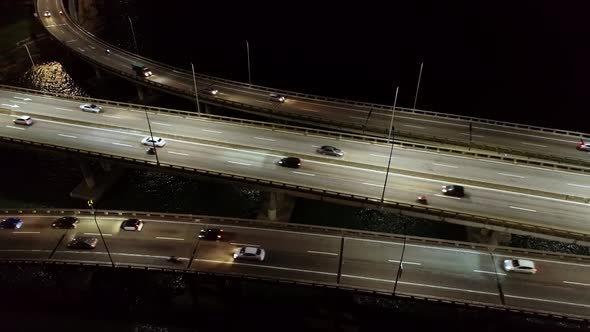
[141,136,166,147]
[233,246,266,262]
[14,115,33,126]
[503,259,537,274]
[43,10,51,17]
[79,103,102,113]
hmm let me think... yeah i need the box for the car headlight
[233,253,238,259]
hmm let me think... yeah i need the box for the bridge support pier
[68,0,78,22]
[93,67,102,79]
[78,159,96,189]
[268,191,278,220]
[257,191,296,222]
[100,160,112,172]
[135,85,145,101]
[70,158,126,202]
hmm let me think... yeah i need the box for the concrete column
[267,191,277,221]
[136,85,144,101]
[68,0,78,22]
[94,67,101,79]
[100,160,112,172]
[78,160,96,189]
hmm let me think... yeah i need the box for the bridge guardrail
[1,133,589,244]
[3,84,590,175]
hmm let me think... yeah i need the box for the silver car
[233,246,266,262]
[316,145,344,157]
[503,259,537,274]
[79,103,102,113]
[14,115,33,126]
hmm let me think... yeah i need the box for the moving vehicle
[14,115,33,126]
[52,216,79,229]
[503,259,537,274]
[67,236,98,250]
[201,87,219,96]
[577,139,590,152]
[132,63,152,77]
[233,246,266,261]
[0,217,23,229]
[79,103,102,113]
[277,157,301,169]
[121,218,144,231]
[43,10,51,17]
[416,195,428,205]
[442,185,465,197]
[199,228,224,240]
[269,93,286,103]
[316,145,344,157]
[141,136,166,147]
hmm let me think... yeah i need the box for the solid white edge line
[473,269,506,276]
[307,250,338,256]
[195,258,337,276]
[155,236,184,241]
[504,294,590,308]
[509,206,537,213]
[563,280,590,287]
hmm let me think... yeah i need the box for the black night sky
[117,0,590,132]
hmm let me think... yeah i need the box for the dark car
[277,157,302,169]
[0,217,23,229]
[316,145,344,157]
[67,236,98,250]
[201,87,219,96]
[442,185,465,197]
[269,93,286,103]
[121,218,144,231]
[52,216,79,229]
[199,228,224,240]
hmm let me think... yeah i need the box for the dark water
[99,0,590,132]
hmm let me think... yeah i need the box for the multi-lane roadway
[1,90,590,235]
[1,212,588,319]
[36,0,590,165]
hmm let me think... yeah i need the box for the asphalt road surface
[2,92,590,234]
[1,214,588,318]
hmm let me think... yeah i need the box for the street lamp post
[144,111,159,166]
[23,44,35,68]
[393,216,407,295]
[381,86,399,205]
[412,62,424,110]
[87,200,115,269]
[190,62,201,114]
[127,16,139,54]
[245,40,252,85]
